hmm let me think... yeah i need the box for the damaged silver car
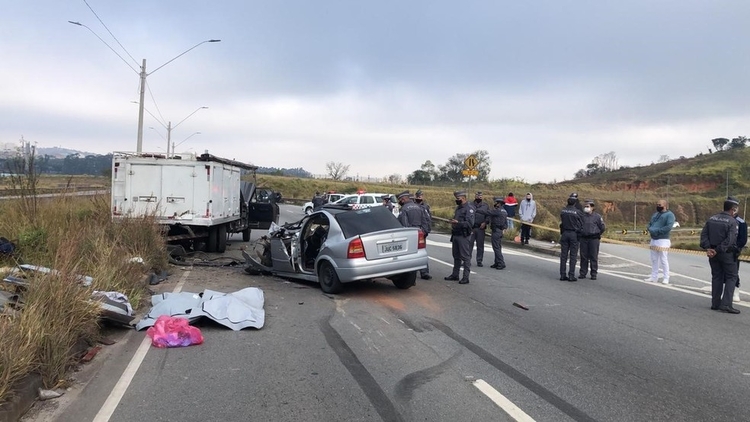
[243,204,428,293]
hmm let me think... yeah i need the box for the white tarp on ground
[135,287,265,331]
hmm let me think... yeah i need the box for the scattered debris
[512,302,529,310]
[80,346,102,363]
[92,291,135,325]
[17,264,93,287]
[98,336,117,346]
[136,287,265,331]
[128,257,145,264]
[37,388,63,401]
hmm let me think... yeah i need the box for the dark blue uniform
[700,210,739,311]
[478,199,508,269]
[447,198,475,283]
[559,204,583,280]
[736,216,747,288]
[579,209,605,279]
[471,199,491,266]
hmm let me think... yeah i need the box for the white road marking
[429,256,476,274]
[473,379,536,422]
[93,271,191,422]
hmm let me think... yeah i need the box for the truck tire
[217,224,227,253]
[206,226,218,253]
[242,228,251,242]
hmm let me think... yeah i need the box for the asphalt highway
[28,204,750,422]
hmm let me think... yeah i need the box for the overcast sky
[2,1,749,183]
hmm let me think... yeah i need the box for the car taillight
[347,237,366,259]
[418,231,426,249]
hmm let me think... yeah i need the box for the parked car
[333,193,397,209]
[243,204,428,293]
[302,192,346,215]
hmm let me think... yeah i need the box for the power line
[145,81,167,126]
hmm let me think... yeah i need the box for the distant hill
[0,144,97,159]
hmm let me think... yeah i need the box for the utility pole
[166,121,172,157]
[136,59,147,153]
[634,187,637,231]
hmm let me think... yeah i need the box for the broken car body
[244,204,428,293]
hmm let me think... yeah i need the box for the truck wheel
[206,226,218,253]
[318,261,343,294]
[242,228,251,242]
[391,271,416,289]
[217,224,227,253]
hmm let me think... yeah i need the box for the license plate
[381,242,405,254]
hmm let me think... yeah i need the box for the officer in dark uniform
[700,197,740,313]
[312,192,325,211]
[735,212,747,290]
[470,191,490,267]
[476,197,508,269]
[578,200,606,280]
[415,189,432,280]
[381,194,395,214]
[396,191,423,229]
[559,196,583,281]
[569,192,584,212]
[445,191,475,284]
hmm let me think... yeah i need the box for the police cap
[415,189,423,196]
[493,197,505,204]
[454,191,467,198]
[727,196,740,205]
[397,190,410,200]
[380,195,391,201]
[475,191,483,197]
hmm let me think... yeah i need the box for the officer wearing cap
[476,197,508,269]
[312,191,325,211]
[396,191,423,229]
[445,191,475,284]
[381,194,395,214]
[569,192,584,212]
[559,196,583,281]
[578,200,605,280]
[470,191,491,267]
[415,189,432,280]
[700,197,741,313]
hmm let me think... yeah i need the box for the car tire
[242,227,251,242]
[391,271,417,289]
[305,207,313,215]
[318,261,343,294]
[217,224,227,253]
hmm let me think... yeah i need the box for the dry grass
[0,191,165,401]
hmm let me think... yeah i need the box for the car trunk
[358,228,420,260]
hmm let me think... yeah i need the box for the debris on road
[91,291,135,325]
[37,388,63,401]
[80,346,102,363]
[513,302,529,310]
[136,287,265,331]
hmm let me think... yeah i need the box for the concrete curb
[503,239,561,258]
[0,374,43,422]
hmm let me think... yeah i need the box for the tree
[729,136,747,150]
[325,161,350,180]
[387,174,402,184]
[712,138,729,151]
[420,160,439,181]
[593,151,619,172]
[407,169,432,185]
[657,155,670,163]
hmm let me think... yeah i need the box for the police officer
[381,194,395,214]
[701,197,740,313]
[476,197,508,269]
[578,200,605,280]
[559,195,583,281]
[415,189,432,280]
[396,191,423,229]
[312,191,325,211]
[470,191,491,267]
[445,191,475,284]
[735,211,747,294]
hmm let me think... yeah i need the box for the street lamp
[165,107,208,157]
[68,20,220,152]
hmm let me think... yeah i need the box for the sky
[2,1,750,183]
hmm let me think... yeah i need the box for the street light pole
[173,132,201,154]
[68,20,220,153]
[166,121,172,157]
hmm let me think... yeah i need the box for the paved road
[26,204,750,421]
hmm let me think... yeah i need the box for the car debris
[136,287,265,331]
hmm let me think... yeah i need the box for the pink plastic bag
[146,315,204,348]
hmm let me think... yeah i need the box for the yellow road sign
[464,155,478,169]
[462,169,479,176]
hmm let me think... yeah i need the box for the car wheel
[391,271,417,289]
[217,224,228,253]
[318,261,343,294]
[242,227,251,242]
[305,207,313,215]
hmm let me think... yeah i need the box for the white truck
[111,151,279,253]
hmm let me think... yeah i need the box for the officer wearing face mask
[734,209,747,297]
[559,195,583,281]
[445,191,475,284]
[476,197,509,269]
[700,197,740,313]
[415,189,433,280]
[470,191,491,267]
[578,200,605,280]
[396,191,423,230]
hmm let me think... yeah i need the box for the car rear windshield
[335,206,403,238]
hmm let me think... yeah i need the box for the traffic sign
[462,169,479,176]
[464,155,478,170]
